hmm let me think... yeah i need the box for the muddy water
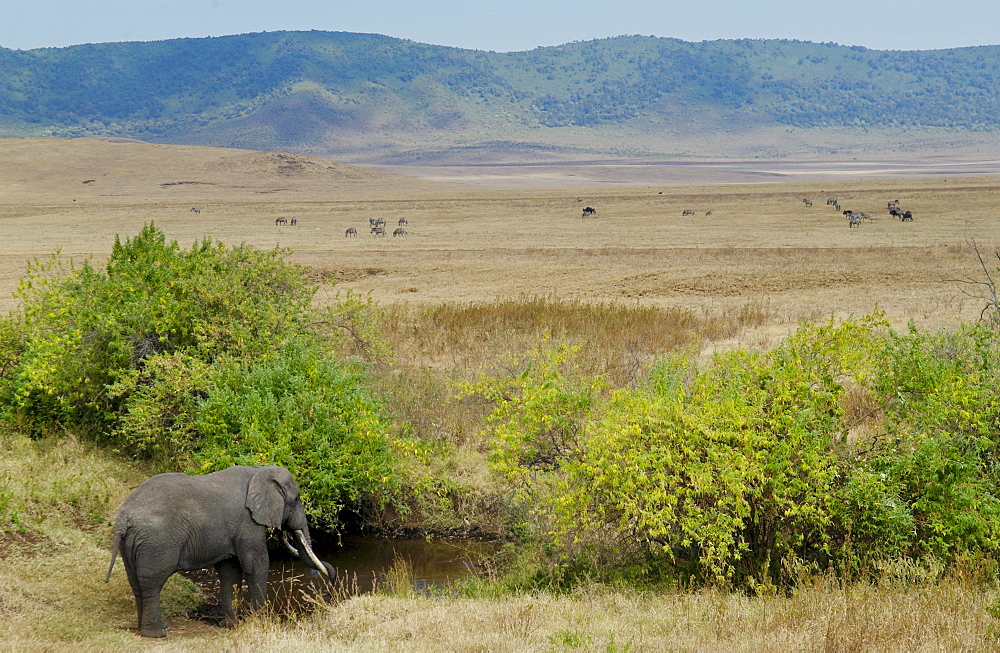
[261,535,498,611]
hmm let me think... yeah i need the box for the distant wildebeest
[345,227,357,237]
[290,217,298,226]
[275,217,287,226]
[901,210,913,221]
[682,209,696,216]
[371,226,386,236]
[393,227,407,237]
[582,206,596,218]
[706,211,713,216]
[848,213,862,228]
[803,199,813,206]
[398,217,408,226]
[190,207,201,214]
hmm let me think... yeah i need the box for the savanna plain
[2,138,1000,650]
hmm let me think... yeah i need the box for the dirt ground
[1,138,999,347]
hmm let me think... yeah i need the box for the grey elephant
[106,465,332,638]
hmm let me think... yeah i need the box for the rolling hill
[2,31,999,162]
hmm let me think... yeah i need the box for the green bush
[477,316,1000,589]
[0,223,400,528]
[191,337,398,526]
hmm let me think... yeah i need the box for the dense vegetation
[2,225,1000,596]
[0,224,398,527]
[1,32,999,157]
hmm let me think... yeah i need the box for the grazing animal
[398,217,409,226]
[106,466,332,638]
[889,207,903,217]
[371,226,386,236]
[888,200,900,208]
[582,207,596,218]
[275,217,287,226]
[848,214,862,228]
[901,211,913,221]
[345,227,357,237]
[290,217,298,226]
[682,209,696,216]
[393,227,407,237]
[190,207,201,214]
[803,199,813,206]
[827,197,838,205]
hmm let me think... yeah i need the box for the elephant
[105,465,332,638]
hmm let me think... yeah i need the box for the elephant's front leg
[238,543,270,613]
[215,559,244,627]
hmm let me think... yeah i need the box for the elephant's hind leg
[124,561,167,638]
[135,571,171,638]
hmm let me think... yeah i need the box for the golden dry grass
[2,138,999,353]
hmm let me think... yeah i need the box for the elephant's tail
[105,530,121,583]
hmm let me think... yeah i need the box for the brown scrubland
[2,137,1000,650]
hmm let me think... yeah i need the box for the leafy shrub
[191,337,398,526]
[0,224,400,527]
[477,316,1000,589]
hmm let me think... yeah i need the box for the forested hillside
[1,31,998,160]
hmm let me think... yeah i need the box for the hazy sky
[2,0,999,52]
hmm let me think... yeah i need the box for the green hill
[2,31,999,161]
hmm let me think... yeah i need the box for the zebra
[682,209,696,216]
[190,207,202,214]
[275,217,287,226]
[345,227,357,237]
[398,217,409,226]
[393,227,407,237]
[803,199,813,206]
[290,217,298,226]
[848,213,861,228]
[371,226,386,236]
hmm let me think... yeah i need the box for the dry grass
[1,138,998,346]
[184,577,1000,651]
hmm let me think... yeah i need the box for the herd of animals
[580,194,913,227]
[190,195,915,237]
[806,196,915,227]
[347,216,410,237]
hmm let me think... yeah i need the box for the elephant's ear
[246,466,291,528]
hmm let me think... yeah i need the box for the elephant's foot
[140,623,167,638]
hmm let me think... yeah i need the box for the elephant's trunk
[293,529,330,577]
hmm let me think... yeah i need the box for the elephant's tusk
[281,531,300,557]
[294,529,330,577]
